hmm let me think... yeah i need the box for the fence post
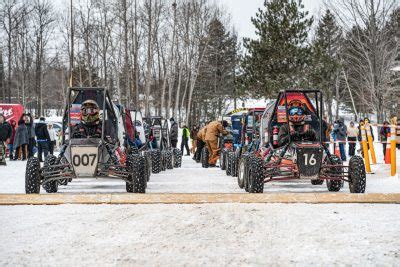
[366,123,377,164]
[391,126,396,176]
[361,125,371,173]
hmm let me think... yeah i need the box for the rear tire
[42,155,58,193]
[226,152,232,175]
[220,149,227,170]
[348,155,366,193]
[126,154,146,193]
[248,156,264,193]
[326,155,343,192]
[25,157,41,194]
[201,147,209,168]
[165,150,173,170]
[231,153,238,177]
[151,149,161,174]
[173,148,182,168]
[311,179,324,185]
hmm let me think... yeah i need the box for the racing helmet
[288,100,305,124]
[81,100,100,125]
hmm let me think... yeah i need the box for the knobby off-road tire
[126,154,146,193]
[165,150,173,170]
[220,149,227,170]
[237,155,248,189]
[248,155,264,193]
[173,148,182,168]
[348,155,366,193]
[144,151,152,182]
[231,153,238,177]
[42,155,58,193]
[25,157,41,194]
[326,155,344,192]
[226,152,233,175]
[151,149,162,174]
[311,179,324,185]
[201,147,209,168]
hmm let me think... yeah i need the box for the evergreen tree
[310,9,342,120]
[242,0,313,97]
[195,18,238,119]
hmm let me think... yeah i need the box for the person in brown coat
[205,120,228,166]
[194,125,207,162]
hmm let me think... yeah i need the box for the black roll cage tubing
[272,89,324,145]
[65,87,117,144]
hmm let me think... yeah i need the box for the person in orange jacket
[204,120,228,167]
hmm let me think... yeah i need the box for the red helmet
[288,100,305,124]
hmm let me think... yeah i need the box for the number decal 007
[72,153,97,167]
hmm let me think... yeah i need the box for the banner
[0,104,24,123]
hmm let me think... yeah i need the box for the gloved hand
[290,132,299,139]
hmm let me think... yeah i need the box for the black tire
[42,155,58,193]
[25,157,41,194]
[220,149,227,170]
[160,151,167,171]
[126,154,146,193]
[165,150,173,170]
[237,155,248,189]
[311,179,324,185]
[201,147,209,168]
[173,148,182,168]
[348,155,366,193]
[326,155,344,192]
[226,152,232,175]
[151,149,161,174]
[143,151,152,182]
[231,153,238,177]
[248,155,264,193]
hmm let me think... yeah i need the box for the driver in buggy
[72,100,102,138]
[278,100,317,147]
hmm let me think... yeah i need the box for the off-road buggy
[240,90,366,193]
[226,108,265,180]
[144,116,182,173]
[25,87,148,194]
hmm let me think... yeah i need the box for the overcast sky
[217,0,323,39]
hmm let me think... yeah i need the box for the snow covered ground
[0,146,399,266]
[0,146,399,194]
[1,203,400,266]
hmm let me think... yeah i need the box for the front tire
[248,155,264,193]
[226,152,233,176]
[326,155,344,192]
[165,150,173,170]
[25,157,41,194]
[348,156,366,193]
[42,155,58,193]
[237,155,248,189]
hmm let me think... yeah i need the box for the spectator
[333,118,347,161]
[8,120,16,160]
[35,117,51,162]
[347,121,358,157]
[23,113,36,157]
[13,119,29,160]
[358,118,374,153]
[48,123,58,155]
[190,125,199,154]
[379,121,390,158]
[0,114,12,165]
[181,125,190,156]
[169,118,178,148]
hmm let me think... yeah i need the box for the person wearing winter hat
[35,117,51,162]
[204,120,229,167]
[13,119,29,160]
[347,121,358,157]
[169,118,178,148]
[0,114,12,165]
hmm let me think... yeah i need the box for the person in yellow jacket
[204,120,228,167]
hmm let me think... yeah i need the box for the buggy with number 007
[240,90,366,194]
[25,87,149,194]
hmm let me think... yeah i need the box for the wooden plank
[0,193,400,205]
